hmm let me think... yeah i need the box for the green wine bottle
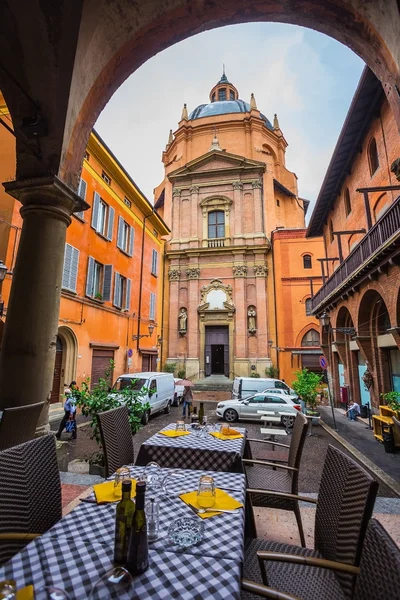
[126,481,149,575]
[113,480,135,566]
[198,401,205,425]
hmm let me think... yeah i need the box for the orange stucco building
[0,94,169,407]
[155,72,324,383]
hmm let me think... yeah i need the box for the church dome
[188,71,274,130]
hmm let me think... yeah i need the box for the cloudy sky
[96,23,364,218]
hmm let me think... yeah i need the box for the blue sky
[96,23,364,217]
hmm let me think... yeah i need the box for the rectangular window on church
[208,211,225,239]
[218,88,226,101]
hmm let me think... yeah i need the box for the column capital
[3,175,89,225]
[168,268,181,281]
[233,264,247,277]
[232,181,243,190]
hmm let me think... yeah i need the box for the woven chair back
[315,445,378,598]
[354,518,400,599]
[0,434,62,565]
[97,406,134,478]
[0,401,45,451]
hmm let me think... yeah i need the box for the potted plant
[292,369,322,423]
[76,361,149,476]
[265,364,279,379]
[381,391,400,417]
[250,372,260,378]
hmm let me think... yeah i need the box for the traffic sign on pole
[319,355,328,370]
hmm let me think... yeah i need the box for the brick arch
[372,192,389,222]
[357,289,391,337]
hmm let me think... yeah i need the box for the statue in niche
[178,308,188,334]
[248,306,257,334]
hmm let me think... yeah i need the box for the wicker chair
[97,406,135,478]
[241,518,400,600]
[242,445,379,600]
[0,434,62,566]
[243,412,309,546]
[0,401,45,451]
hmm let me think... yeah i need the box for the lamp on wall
[132,322,155,341]
[319,311,356,336]
[0,260,8,318]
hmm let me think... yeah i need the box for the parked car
[216,392,302,427]
[111,372,174,424]
[173,378,185,406]
[232,376,298,400]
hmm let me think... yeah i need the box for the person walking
[56,383,77,440]
[182,385,193,418]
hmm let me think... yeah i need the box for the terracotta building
[0,95,169,411]
[155,72,323,383]
[307,67,400,411]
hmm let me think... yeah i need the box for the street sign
[127,348,133,358]
[319,355,328,370]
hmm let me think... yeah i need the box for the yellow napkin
[159,430,191,437]
[179,488,243,519]
[16,586,34,600]
[210,431,244,441]
[93,479,136,503]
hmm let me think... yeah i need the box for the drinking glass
[35,587,71,600]
[175,421,186,432]
[221,423,230,435]
[142,461,161,495]
[145,497,160,542]
[88,567,132,599]
[197,475,216,508]
[0,581,16,600]
[114,466,131,496]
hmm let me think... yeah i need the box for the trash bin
[382,425,396,454]
[360,405,368,419]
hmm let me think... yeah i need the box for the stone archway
[57,326,78,391]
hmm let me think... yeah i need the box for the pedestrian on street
[346,401,360,421]
[182,385,193,418]
[56,384,77,440]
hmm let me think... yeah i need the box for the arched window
[305,298,312,316]
[218,88,226,101]
[301,329,320,347]
[208,211,225,239]
[329,220,334,243]
[368,138,379,176]
[303,255,312,269]
[344,187,351,216]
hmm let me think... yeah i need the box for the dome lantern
[209,68,238,103]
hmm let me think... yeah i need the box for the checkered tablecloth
[0,467,246,599]
[136,424,247,472]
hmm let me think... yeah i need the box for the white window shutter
[86,256,95,297]
[124,278,131,310]
[113,272,121,308]
[128,226,134,256]
[150,292,156,320]
[152,249,158,274]
[62,244,72,290]
[107,206,115,241]
[103,265,113,301]
[91,192,100,230]
[70,247,79,292]
[78,178,87,200]
[117,216,124,250]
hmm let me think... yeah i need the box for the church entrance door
[205,326,229,377]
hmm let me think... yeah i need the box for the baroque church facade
[155,73,323,382]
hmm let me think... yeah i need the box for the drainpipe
[136,209,155,352]
[159,240,166,371]
[271,230,280,375]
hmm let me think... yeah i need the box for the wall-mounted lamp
[132,323,155,341]
[319,311,356,336]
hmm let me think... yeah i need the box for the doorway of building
[205,326,229,377]
[357,352,370,406]
[50,336,63,404]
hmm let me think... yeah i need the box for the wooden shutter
[150,292,156,320]
[103,265,113,301]
[86,256,95,297]
[113,272,121,308]
[70,247,79,292]
[128,226,134,256]
[152,249,158,275]
[107,206,115,241]
[117,216,124,250]
[91,349,114,389]
[91,192,100,230]
[124,278,131,310]
[62,244,72,290]
[74,178,87,219]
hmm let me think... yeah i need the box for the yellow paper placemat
[159,430,191,437]
[210,431,244,441]
[16,586,34,600]
[179,488,243,519]
[93,479,136,503]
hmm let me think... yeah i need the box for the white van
[232,377,297,400]
[112,372,175,424]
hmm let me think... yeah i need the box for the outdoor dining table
[135,423,249,472]
[0,465,247,599]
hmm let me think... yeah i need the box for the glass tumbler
[175,421,186,432]
[197,475,216,508]
[114,466,131,496]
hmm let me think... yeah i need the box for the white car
[173,378,185,406]
[216,392,302,428]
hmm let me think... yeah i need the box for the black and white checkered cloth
[0,467,246,599]
[136,424,247,472]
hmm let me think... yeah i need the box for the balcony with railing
[312,195,400,312]
[207,237,230,248]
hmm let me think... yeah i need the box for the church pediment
[169,150,265,181]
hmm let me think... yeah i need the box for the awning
[139,348,159,355]
[291,350,321,355]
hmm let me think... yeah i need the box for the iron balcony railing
[312,195,400,311]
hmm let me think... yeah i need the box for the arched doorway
[50,327,78,405]
[50,336,63,404]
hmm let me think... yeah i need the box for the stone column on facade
[254,263,269,364]
[167,267,181,360]
[186,264,200,378]
[172,188,182,244]
[189,186,199,247]
[0,176,88,435]
[233,262,247,363]
[232,181,243,243]
[252,179,263,233]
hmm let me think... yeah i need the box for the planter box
[89,463,106,478]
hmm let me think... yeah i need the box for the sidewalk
[319,406,400,492]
